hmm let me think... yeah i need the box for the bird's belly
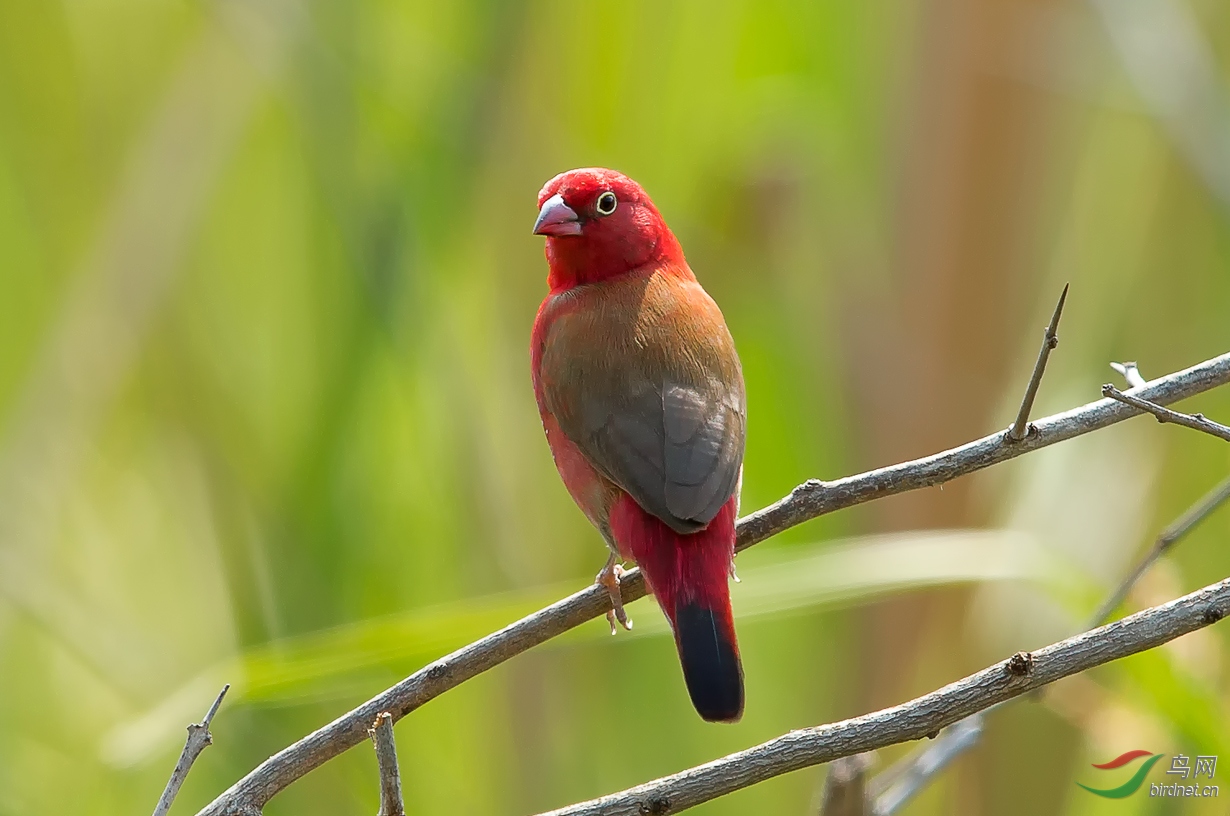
[541,410,625,555]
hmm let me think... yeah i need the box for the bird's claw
[597,556,632,634]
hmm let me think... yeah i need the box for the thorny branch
[844,0,1230,806]
[369,713,406,816]
[866,468,1230,815]
[532,580,1230,816]
[1008,284,1068,441]
[863,365,1230,815]
[153,684,230,816]
[1103,384,1230,442]
[1090,474,1230,629]
[194,350,1230,816]
[824,284,1068,814]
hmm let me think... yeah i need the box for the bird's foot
[596,555,633,634]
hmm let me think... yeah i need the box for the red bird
[530,168,747,722]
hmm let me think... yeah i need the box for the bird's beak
[533,194,582,237]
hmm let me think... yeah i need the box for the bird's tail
[610,495,743,723]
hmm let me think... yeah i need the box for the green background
[0,1,1227,814]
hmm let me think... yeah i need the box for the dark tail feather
[675,601,744,722]
[610,493,744,722]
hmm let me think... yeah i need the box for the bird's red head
[533,167,685,291]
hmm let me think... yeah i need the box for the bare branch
[1102,384,1230,442]
[1008,284,1069,441]
[1091,474,1230,626]
[869,715,983,816]
[867,395,1230,812]
[368,713,405,816]
[1110,361,1147,388]
[738,354,1230,548]
[195,350,1230,816]
[153,684,230,816]
[819,754,873,816]
[533,582,1229,816]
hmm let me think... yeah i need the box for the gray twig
[864,362,1230,814]
[863,284,1065,813]
[868,715,983,816]
[866,466,1229,816]
[819,753,873,816]
[532,581,1229,816]
[1008,284,1069,441]
[153,684,230,816]
[369,713,406,816]
[1102,384,1230,442]
[195,350,1230,816]
[1090,474,1230,626]
[1110,361,1147,389]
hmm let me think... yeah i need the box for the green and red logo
[1077,750,1164,798]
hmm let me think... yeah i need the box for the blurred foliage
[0,0,1228,815]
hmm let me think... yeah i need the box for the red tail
[610,495,743,722]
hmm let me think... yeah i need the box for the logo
[1077,751,1163,798]
[1078,751,1219,799]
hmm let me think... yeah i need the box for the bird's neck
[545,231,686,293]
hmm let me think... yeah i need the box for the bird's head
[534,167,684,290]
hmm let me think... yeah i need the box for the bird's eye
[595,191,617,216]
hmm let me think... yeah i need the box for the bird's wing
[540,271,746,534]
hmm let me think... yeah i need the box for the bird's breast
[535,266,740,399]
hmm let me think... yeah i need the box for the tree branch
[865,365,1230,813]
[1102,384,1230,442]
[819,754,873,816]
[1008,284,1068,441]
[858,288,1071,814]
[154,684,230,816]
[868,715,983,816]
[195,350,1230,816]
[368,713,406,816]
[1110,361,1147,389]
[534,581,1229,816]
[736,352,1230,548]
[1090,473,1230,626]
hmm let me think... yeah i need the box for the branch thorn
[1007,283,1068,442]
[152,684,230,816]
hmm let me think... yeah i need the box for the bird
[529,167,747,722]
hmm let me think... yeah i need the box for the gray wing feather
[579,380,744,534]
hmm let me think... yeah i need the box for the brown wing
[541,271,746,534]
